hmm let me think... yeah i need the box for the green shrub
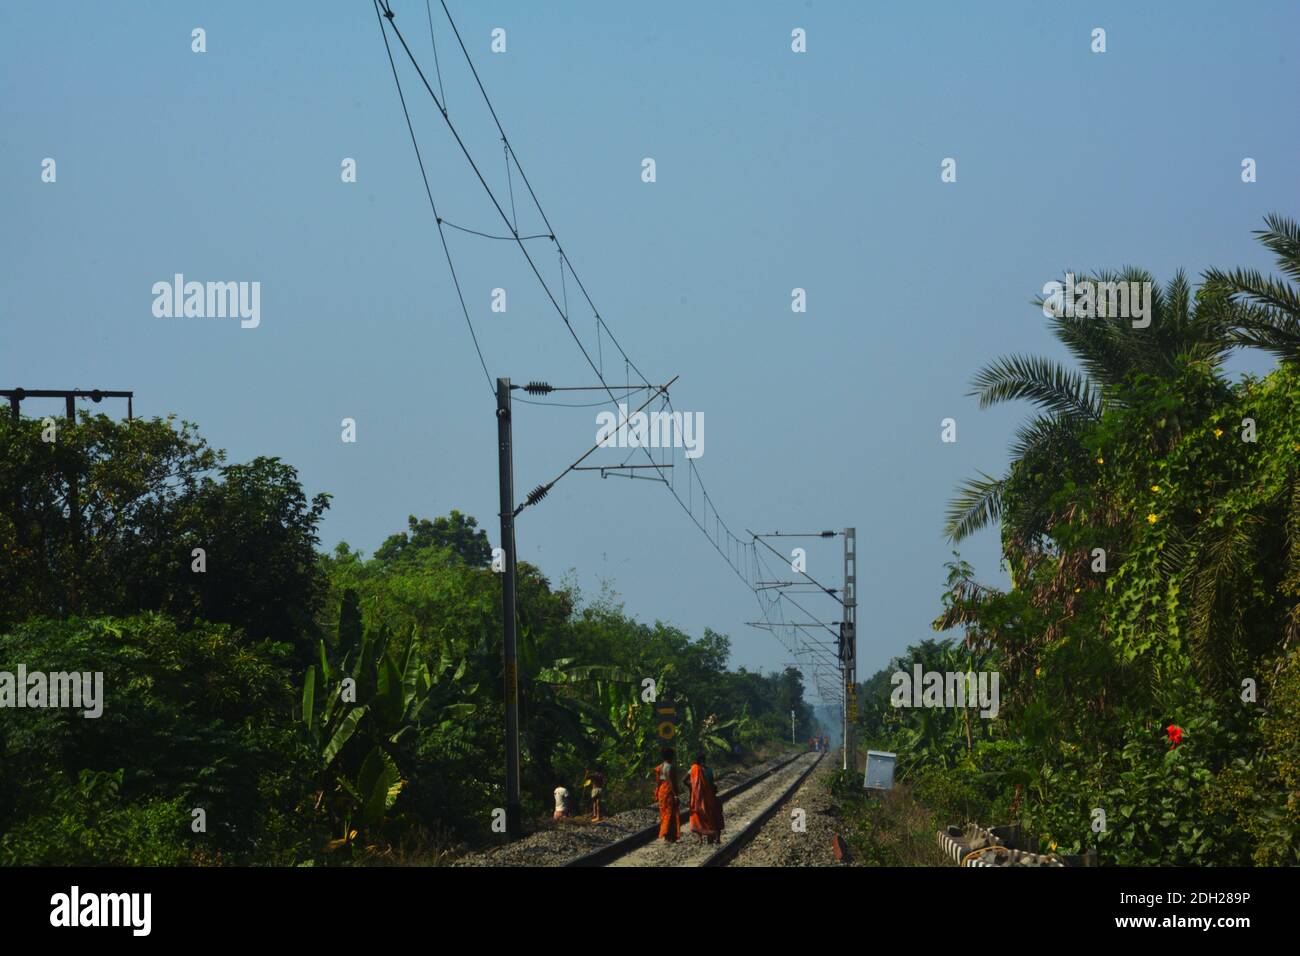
[0,614,315,865]
[1,770,193,866]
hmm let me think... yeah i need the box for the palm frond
[1040,293,1135,389]
[1204,266,1300,318]
[1204,285,1300,361]
[944,471,1006,542]
[1201,214,1300,362]
[1287,476,1300,590]
[968,354,1102,420]
[932,575,1003,632]
[1257,213,1300,285]
[1008,412,1085,464]
[1185,515,1258,685]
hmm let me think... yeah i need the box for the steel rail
[564,750,811,867]
[701,751,825,867]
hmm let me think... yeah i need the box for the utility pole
[841,527,857,772]
[490,375,675,839]
[791,709,796,745]
[495,378,523,838]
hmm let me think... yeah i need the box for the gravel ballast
[609,752,821,867]
[728,752,848,867]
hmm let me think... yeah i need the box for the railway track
[566,750,825,867]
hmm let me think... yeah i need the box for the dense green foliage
[856,215,1300,865]
[0,415,812,863]
[0,615,311,865]
[0,414,330,662]
[310,532,816,853]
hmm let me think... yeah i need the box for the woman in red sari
[654,748,680,842]
[688,752,724,844]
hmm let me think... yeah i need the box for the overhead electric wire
[749,545,840,676]
[385,8,753,593]
[514,395,640,408]
[373,0,492,396]
[512,376,678,518]
[375,0,843,698]
[422,0,447,112]
[438,218,552,242]
[750,531,845,606]
[376,4,612,395]
[513,383,649,408]
[433,0,655,390]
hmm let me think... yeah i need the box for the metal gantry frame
[3,388,134,421]
[748,528,857,765]
[842,527,857,772]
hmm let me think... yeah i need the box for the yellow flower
[1034,667,1041,677]
[1151,485,1160,493]
[1147,513,1158,524]
[1195,507,1202,514]
[1214,428,1224,438]
[1073,587,1081,593]
[1096,457,1104,465]
[1049,841,1058,852]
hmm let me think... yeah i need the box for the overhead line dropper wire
[376,1,836,676]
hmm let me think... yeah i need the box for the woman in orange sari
[688,752,724,845]
[654,748,680,842]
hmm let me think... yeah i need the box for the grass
[829,770,952,867]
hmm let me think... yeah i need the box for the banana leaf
[322,706,366,766]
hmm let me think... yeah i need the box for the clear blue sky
[4,1,1298,698]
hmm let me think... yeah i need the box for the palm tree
[945,216,1300,689]
[945,269,1233,543]
[1203,213,1300,362]
[1170,216,1300,681]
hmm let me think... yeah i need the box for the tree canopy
[0,413,813,863]
[860,215,1300,865]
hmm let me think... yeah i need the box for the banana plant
[697,714,733,756]
[531,656,643,765]
[301,625,477,848]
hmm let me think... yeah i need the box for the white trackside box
[863,750,896,790]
